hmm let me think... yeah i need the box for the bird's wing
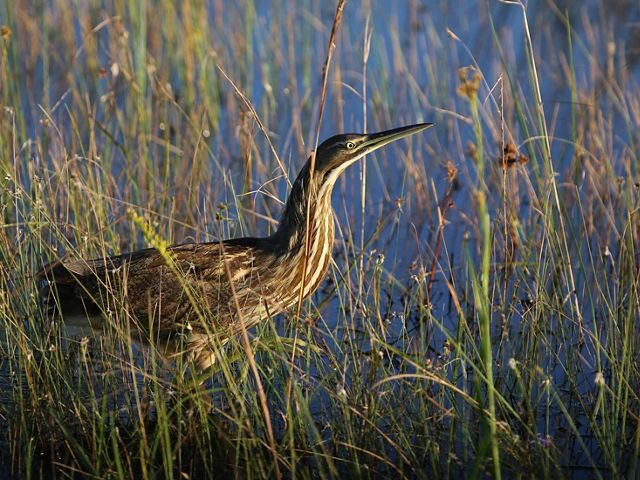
[39,242,261,332]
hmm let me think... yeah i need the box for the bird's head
[272,122,433,249]
[310,122,433,183]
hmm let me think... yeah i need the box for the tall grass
[1,0,639,478]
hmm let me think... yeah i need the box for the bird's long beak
[359,122,433,156]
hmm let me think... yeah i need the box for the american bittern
[39,123,432,370]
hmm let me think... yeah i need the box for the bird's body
[39,123,432,370]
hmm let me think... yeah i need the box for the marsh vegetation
[1,0,639,478]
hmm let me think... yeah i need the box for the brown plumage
[38,123,432,370]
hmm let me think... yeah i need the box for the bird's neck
[268,158,358,303]
[272,162,336,255]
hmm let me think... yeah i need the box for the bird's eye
[346,141,356,150]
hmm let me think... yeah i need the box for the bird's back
[39,239,282,338]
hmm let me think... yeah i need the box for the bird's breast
[271,191,336,310]
[301,194,335,298]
